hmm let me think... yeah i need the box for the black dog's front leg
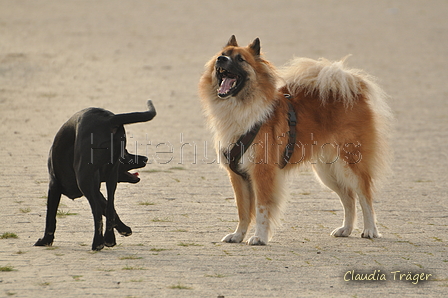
[35,180,62,246]
[78,173,106,251]
[104,164,119,247]
[98,193,132,236]
[88,198,105,251]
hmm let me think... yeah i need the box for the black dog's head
[215,35,261,98]
[118,149,148,183]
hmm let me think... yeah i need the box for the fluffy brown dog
[199,35,391,245]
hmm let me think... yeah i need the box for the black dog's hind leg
[35,180,62,246]
[104,163,119,247]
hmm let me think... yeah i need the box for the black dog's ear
[249,38,261,56]
[226,35,238,47]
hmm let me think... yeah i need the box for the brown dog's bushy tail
[110,100,157,126]
[280,57,393,189]
[280,57,388,109]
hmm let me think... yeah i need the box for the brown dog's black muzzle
[217,55,231,63]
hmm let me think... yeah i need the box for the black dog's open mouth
[126,171,140,183]
[117,152,147,183]
[119,170,140,183]
[216,67,242,98]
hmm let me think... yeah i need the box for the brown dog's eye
[236,55,245,62]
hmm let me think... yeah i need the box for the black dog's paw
[92,243,105,251]
[34,235,54,247]
[116,224,132,237]
[104,241,116,248]
[104,230,116,247]
[92,235,105,251]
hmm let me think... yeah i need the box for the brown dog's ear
[226,35,238,47]
[249,38,261,56]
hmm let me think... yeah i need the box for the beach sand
[1,1,447,297]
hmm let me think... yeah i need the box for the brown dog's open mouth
[216,67,242,98]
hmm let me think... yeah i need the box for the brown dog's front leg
[221,171,255,243]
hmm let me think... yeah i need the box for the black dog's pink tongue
[132,172,139,177]
[218,77,236,95]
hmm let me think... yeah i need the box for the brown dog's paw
[221,232,244,243]
[361,228,381,239]
[331,226,352,237]
[246,236,267,246]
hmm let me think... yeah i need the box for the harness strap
[223,94,297,179]
[279,95,297,169]
[223,122,262,180]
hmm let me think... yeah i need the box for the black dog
[35,100,156,250]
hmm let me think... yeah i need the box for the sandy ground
[1,0,447,297]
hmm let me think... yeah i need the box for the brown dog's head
[215,35,262,98]
[199,35,278,110]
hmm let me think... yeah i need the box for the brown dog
[199,36,391,245]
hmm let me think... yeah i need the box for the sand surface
[1,1,447,297]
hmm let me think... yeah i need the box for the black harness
[279,95,297,169]
[222,122,262,180]
[223,95,297,179]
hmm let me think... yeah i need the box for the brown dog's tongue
[218,77,236,95]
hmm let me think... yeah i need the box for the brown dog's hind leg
[330,187,357,237]
[358,191,380,238]
[313,163,357,237]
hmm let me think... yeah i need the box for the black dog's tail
[110,100,157,126]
